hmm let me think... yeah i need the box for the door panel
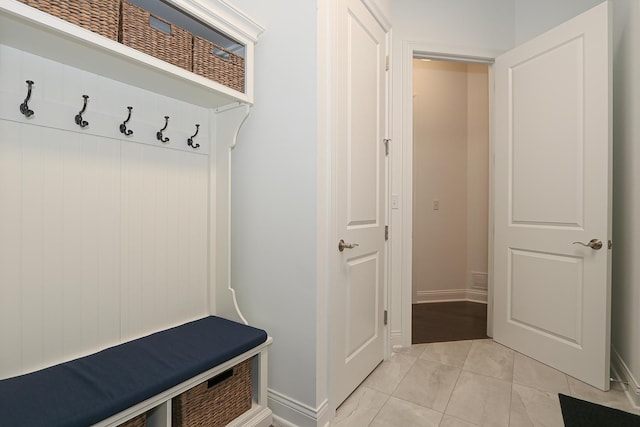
[347,9,382,227]
[346,254,379,360]
[510,37,584,226]
[509,250,583,344]
[333,0,387,407]
[494,2,611,390]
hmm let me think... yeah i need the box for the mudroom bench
[0,316,272,427]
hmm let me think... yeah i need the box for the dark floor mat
[559,393,640,427]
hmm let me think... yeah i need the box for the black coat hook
[187,124,200,149]
[119,106,134,136]
[157,116,170,143]
[75,95,89,128]
[19,80,35,118]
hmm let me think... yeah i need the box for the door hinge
[385,225,389,241]
[608,240,613,250]
[384,310,388,325]
[385,55,389,71]
[383,138,390,155]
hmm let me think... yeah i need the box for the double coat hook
[188,124,200,149]
[20,80,35,118]
[75,95,89,128]
[157,116,170,143]
[120,106,134,136]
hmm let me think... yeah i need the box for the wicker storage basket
[18,0,120,40]
[193,36,245,93]
[120,1,192,72]
[172,358,252,427]
[118,412,146,427]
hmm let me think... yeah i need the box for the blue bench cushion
[0,316,267,427]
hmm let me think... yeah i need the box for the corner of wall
[611,0,640,401]
[611,347,640,408]
[269,390,330,427]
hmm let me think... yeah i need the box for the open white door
[331,0,387,407]
[493,2,612,390]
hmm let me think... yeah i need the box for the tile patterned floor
[329,339,640,427]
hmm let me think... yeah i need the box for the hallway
[329,340,639,426]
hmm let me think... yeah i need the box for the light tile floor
[329,339,640,427]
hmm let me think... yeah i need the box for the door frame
[399,41,500,347]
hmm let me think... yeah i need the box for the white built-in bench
[0,316,272,427]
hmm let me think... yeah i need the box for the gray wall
[515,0,604,44]
[225,0,322,420]
[612,0,640,404]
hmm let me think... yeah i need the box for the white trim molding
[399,40,504,348]
[184,0,265,43]
[415,289,488,304]
[268,389,330,427]
[611,347,640,408]
[361,0,391,32]
[390,330,404,348]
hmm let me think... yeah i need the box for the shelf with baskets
[0,0,264,108]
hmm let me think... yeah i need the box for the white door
[493,2,611,390]
[332,0,387,406]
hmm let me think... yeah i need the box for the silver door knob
[572,239,603,250]
[338,239,359,252]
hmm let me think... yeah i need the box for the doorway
[411,57,490,344]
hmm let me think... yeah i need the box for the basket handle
[212,47,232,61]
[207,368,234,388]
[149,15,172,36]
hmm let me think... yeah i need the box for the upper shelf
[0,0,264,109]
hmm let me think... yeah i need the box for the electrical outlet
[433,199,440,210]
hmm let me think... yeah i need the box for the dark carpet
[559,393,640,427]
[412,301,488,344]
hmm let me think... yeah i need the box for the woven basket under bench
[118,412,146,427]
[172,357,253,427]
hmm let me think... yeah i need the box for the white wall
[612,0,640,406]
[466,64,490,294]
[411,60,489,303]
[0,45,211,379]
[223,0,325,424]
[412,60,469,301]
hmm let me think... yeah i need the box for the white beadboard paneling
[37,127,122,366]
[120,141,144,341]
[0,44,23,100]
[60,130,85,360]
[77,132,121,352]
[0,120,22,379]
[41,127,66,365]
[0,44,213,378]
[20,123,45,373]
[182,151,209,321]
[121,143,209,341]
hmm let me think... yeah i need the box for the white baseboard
[611,347,640,408]
[269,389,330,427]
[390,330,405,348]
[415,289,488,304]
